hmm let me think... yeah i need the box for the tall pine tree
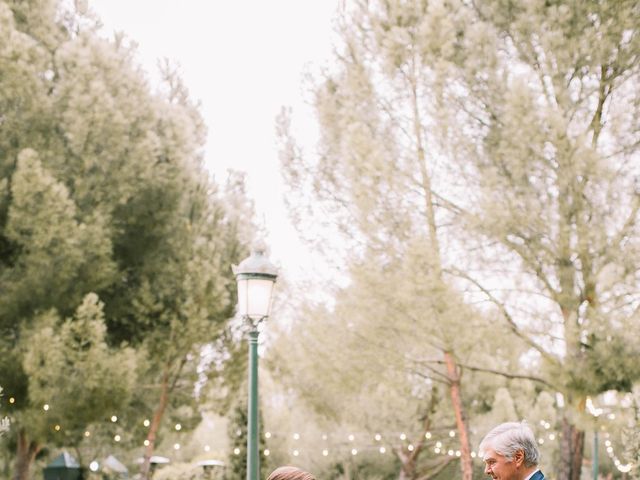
[0,1,253,478]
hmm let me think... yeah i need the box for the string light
[121,418,614,478]
[617,464,632,473]
[264,449,270,456]
[173,443,180,450]
[144,440,150,446]
[9,398,15,404]
[247,424,579,462]
[600,429,635,474]
[18,404,633,471]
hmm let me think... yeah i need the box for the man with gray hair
[479,422,544,480]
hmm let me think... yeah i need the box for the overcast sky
[90,0,340,283]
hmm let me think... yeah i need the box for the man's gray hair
[479,422,540,467]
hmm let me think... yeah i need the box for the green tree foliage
[278,0,640,478]
[20,293,136,447]
[275,0,520,476]
[0,387,9,438]
[224,393,267,480]
[4,149,115,319]
[423,1,640,478]
[0,1,252,478]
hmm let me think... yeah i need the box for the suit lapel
[530,471,545,480]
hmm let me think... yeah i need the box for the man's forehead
[482,448,501,462]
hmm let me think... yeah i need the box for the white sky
[89,0,340,282]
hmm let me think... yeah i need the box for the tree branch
[449,361,556,390]
[416,456,457,480]
[444,267,561,367]
[409,367,452,386]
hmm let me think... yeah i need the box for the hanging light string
[260,422,636,474]
[4,398,637,474]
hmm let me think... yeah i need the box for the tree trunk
[396,397,437,480]
[398,454,416,480]
[570,426,585,480]
[13,429,40,480]
[559,416,585,480]
[141,368,171,480]
[444,351,473,480]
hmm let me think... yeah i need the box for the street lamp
[233,247,278,480]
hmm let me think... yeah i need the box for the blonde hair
[266,466,316,480]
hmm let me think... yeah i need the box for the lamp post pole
[593,427,598,480]
[233,248,278,480]
[247,328,260,480]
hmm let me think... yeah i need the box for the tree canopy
[0,1,253,478]
[277,1,640,479]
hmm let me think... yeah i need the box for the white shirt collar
[523,469,540,480]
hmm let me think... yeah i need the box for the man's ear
[513,449,525,467]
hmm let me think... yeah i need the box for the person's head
[478,422,539,480]
[266,466,315,480]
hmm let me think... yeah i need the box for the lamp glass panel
[237,277,275,319]
[237,278,248,317]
